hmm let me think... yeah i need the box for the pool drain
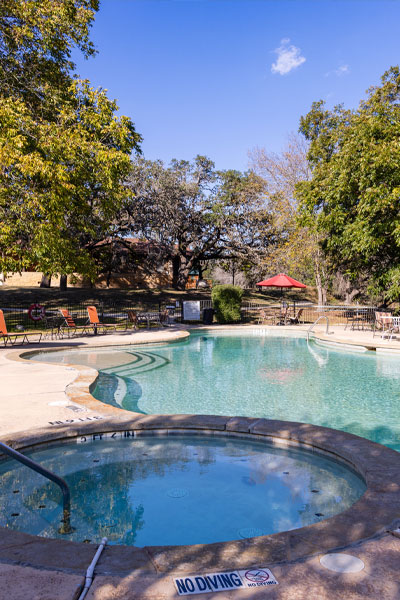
[167,488,188,498]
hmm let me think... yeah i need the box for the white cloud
[271,38,306,75]
[325,64,350,77]
[335,64,350,76]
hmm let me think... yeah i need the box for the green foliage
[211,284,243,323]
[297,67,400,302]
[0,0,99,114]
[0,0,141,281]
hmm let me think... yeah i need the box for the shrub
[211,284,243,323]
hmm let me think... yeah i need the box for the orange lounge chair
[59,309,91,337]
[0,310,42,346]
[87,306,117,334]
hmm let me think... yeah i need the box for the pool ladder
[0,441,73,534]
[307,316,333,341]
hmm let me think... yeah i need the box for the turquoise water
[0,435,365,546]
[34,331,400,451]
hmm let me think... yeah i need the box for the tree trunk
[345,288,359,304]
[314,262,327,306]
[40,274,52,288]
[172,255,181,289]
[59,274,67,291]
[172,254,194,290]
[175,265,191,290]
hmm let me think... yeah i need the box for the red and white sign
[238,568,278,587]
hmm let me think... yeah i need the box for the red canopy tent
[256,273,307,317]
[257,273,307,290]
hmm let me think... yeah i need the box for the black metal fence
[1,299,184,332]
[240,303,379,326]
[0,298,382,332]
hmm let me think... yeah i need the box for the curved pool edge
[5,328,192,417]
[1,415,399,576]
[5,324,400,421]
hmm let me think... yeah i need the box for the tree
[297,67,400,303]
[248,135,330,304]
[0,1,141,286]
[0,0,99,114]
[123,156,271,289]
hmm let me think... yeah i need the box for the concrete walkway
[0,324,399,600]
[0,327,189,436]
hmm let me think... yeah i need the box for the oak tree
[297,67,400,303]
[123,156,271,289]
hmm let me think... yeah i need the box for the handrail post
[0,441,73,534]
[307,316,331,340]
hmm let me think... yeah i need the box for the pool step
[101,351,169,377]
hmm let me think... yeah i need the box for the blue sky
[73,0,400,171]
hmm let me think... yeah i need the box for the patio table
[344,308,372,331]
[137,311,162,328]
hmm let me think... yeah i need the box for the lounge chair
[288,308,304,325]
[86,306,117,334]
[59,309,91,337]
[0,310,42,346]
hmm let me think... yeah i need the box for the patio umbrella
[256,273,307,315]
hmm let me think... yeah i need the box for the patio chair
[372,311,392,338]
[385,316,400,341]
[257,309,274,325]
[275,305,289,325]
[288,308,304,325]
[159,309,169,326]
[0,310,42,346]
[344,309,357,330]
[126,310,148,330]
[86,306,117,334]
[59,309,91,338]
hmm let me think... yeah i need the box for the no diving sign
[173,567,278,595]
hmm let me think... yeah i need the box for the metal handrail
[0,441,73,534]
[307,315,331,340]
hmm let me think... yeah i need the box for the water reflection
[31,334,400,451]
[0,436,365,546]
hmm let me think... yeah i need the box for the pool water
[33,331,400,451]
[0,435,365,546]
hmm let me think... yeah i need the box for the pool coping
[1,415,400,577]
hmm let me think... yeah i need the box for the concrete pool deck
[0,324,400,599]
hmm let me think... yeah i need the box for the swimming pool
[33,330,400,451]
[0,434,365,546]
